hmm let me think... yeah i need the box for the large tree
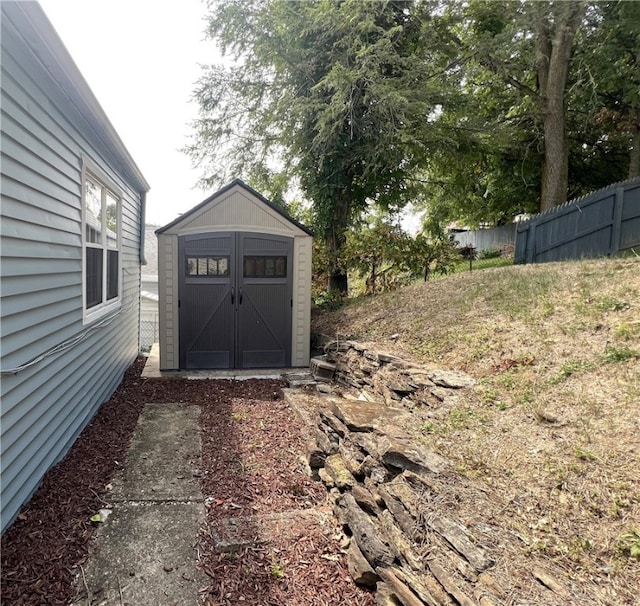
[576,0,640,180]
[186,0,453,294]
[463,0,588,212]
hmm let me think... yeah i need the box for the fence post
[525,222,537,263]
[610,187,624,255]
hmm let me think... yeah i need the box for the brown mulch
[197,383,374,606]
[1,359,373,606]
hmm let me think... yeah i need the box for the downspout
[138,191,147,353]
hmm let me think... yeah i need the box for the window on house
[83,168,121,320]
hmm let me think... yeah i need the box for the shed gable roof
[156,179,313,236]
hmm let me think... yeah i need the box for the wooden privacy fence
[515,177,640,264]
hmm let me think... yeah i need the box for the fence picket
[514,178,640,264]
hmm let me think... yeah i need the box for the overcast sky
[38,0,217,227]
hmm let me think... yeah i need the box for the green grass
[603,345,638,363]
[312,257,640,599]
[448,255,514,274]
[617,529,640,560]
[550,359,594,384]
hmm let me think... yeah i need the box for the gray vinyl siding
[0,4,147,532]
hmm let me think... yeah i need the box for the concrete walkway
[74,404,207,606]
[141,344,314,384]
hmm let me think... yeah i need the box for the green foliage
[326,210,461,296]
[343,214,411,295]
[458,244,478,271]
[405,233,459,282]
[187,0,640,280]
[617,529,640,560]
[603,346,638,363]
[478,248,502,260]
[595,297,630,312]
[573,446,597,462]
[571,1,640,181]
[550,359,594,384]
[417,0,637,225]
[188,0,455,294]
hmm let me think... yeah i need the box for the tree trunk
[325,189,351,296]
[365,263,377,296]
[326,231,348,295]
[536,1,586,212]
[540,91,569,211]
[629,117,640,179]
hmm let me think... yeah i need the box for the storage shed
[156,180,313,370]
[1,2,149,531]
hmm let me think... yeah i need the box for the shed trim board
[157,180,312,370]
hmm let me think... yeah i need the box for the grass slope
[312,257,640,604]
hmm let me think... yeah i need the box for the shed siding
[292,236,312,366]
[173,190,296,236]
[157,183,312,370]
[0,8,144,531]
[158,233,179,369]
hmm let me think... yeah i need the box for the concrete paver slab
[141,345,309,380]
[111,404,202,502]
[74,403,207,605]
[75,502,206,606]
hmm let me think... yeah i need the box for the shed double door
[178,232,293,369]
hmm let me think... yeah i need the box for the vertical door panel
[237,233,292,368]
[179,233,234,369]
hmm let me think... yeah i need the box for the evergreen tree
[186,0,454,294]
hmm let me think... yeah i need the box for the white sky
[38,0,217,227]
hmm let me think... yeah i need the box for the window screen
[86,247,103,308]
[83,166,121,320]
[106,250,119,300]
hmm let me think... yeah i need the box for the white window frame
[81,160,122,324]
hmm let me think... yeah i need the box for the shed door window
[83,168,121,322]
[186,256,230,276]
[243,256,287,278]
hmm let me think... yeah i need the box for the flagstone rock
[378,434,449,476]
[337,493,394,569]
[329,398,410,433]
[324,454,355,489]
[428,369,476,389]
[295,341,504,605]
[347,540,380,588]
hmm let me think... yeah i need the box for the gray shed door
[178,232,293,369]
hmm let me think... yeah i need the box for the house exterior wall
[157,182,312,369]
[0,3,148,532]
